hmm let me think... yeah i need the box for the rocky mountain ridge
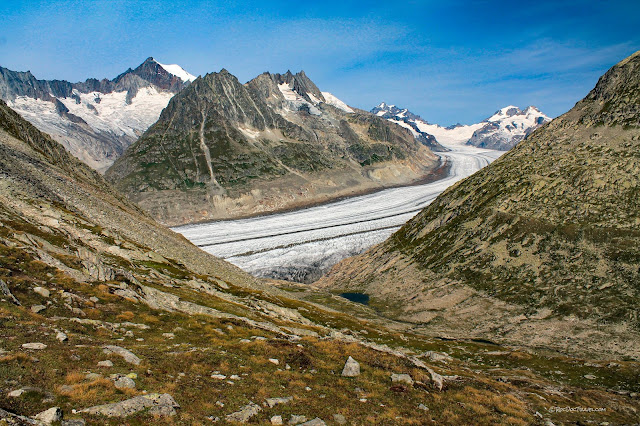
[319,51,640,359]
[0,57,195,172]
[106,69,440,225]
[371,103,551,149]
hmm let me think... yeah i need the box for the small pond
[340,292,369,305]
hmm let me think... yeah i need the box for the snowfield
[174,141,504,282]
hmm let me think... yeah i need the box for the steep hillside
[318,51,640,359]
[0,58,194,172]
[106,70,439,225]
[371,103,550,149]
[1,101,638,425]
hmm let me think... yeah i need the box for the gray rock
[80,393,178,417]
[300,418,326,426]
[266,396,293,408]
[33,286,50,298]
[584,374,597,380]
[418,403,429,411]
[271,415,284,425]
[289,415,307,425]
[423,351,453,363]
[8,388,27,397]
[56,331,68,342]
[97,360,113,368]
[61,420,86,426]
[34,407,62,424]
[333,414,347,424]
[0,407,38,424]
[341,356,360,377]
[114,376,136,389]
[0,279,21,305]
[31,305,46,313]
[22,342,47,350]
[147,404,177,416]
[391,373,414,386]
[225,402,261,423]
[85,373,103,381]
[103,345,141,365]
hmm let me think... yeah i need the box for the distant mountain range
[0,57,195,171]
[371,103,551,150]
[105,69,440,225]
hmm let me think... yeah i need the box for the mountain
[1,101,638,426]
[371,103,550,149]
[0,57,195,172]
[106,70,440,225]
[467,105,551,149]
[370,103,446,151]
[318,51,640,359]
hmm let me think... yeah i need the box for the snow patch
[157,62,197,82]
[321,92,354,113]
[59,87,173,138]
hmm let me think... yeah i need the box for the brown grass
[116,311,135,321]
[0,352,32,363]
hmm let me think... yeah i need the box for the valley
[174,141,504,283]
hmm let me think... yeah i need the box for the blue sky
[1,0,639,125]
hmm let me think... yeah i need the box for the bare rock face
[106,69,439,225]
[317,50,640,359]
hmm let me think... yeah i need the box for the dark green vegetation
[318,51,640,359]
[106,70,437,225]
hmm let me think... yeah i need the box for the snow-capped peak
[370,102,551,150]
[488,105,521,121]
[157,61,197,83]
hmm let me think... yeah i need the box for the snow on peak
[321,92,354,113]
[157,61,197,82]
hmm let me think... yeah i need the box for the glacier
[174,139,504,283]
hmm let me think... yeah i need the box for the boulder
[265,396,293,408]
[34,407,62,424]
[114,376,136,389]
[300,418,326,425]
[103,345,141,365]
[33,287,50,298]
[225,402,261,423]
[333,414,347,424]
[31,305,46,313]
[341,356,360,377]
[22,343,47,350]
[390,373,414,386]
